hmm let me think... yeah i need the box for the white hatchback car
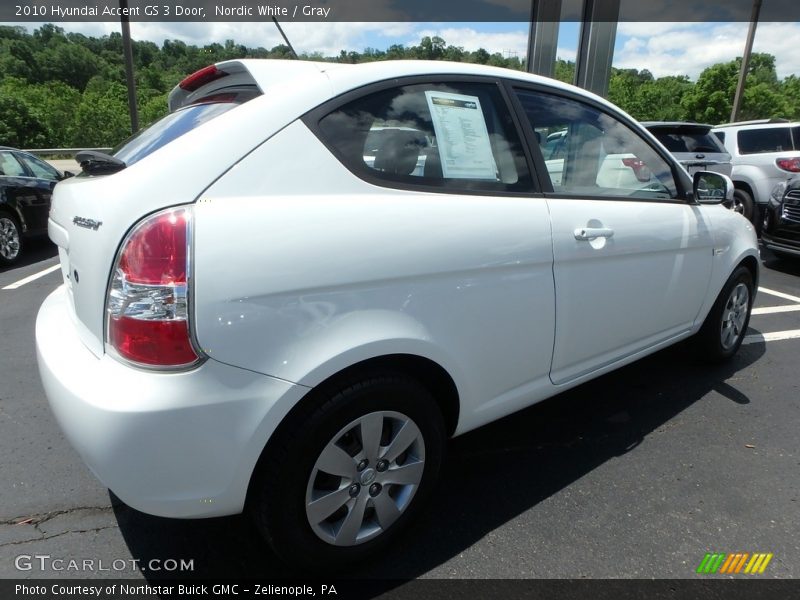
[37,59,758,567]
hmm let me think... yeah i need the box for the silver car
[644,121,751,218]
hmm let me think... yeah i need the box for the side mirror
[61,170,76,180]
[693,171,733,204]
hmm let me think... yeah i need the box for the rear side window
[650,128,727,154]
[737,127,796,155]
[313,82,533,194]
[17,153,60,181]
[0,151,27,177]
[113,101,242,167]
[713,131,725,145]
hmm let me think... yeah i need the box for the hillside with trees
[1,24,799,149]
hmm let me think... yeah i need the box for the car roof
[234,58,626,120]
[712,119,798,130]
[642,121,714,130]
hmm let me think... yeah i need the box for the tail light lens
[622,157,652,182]
[179,65,228,92]
[776,157,800,173]
[106,207,200,368]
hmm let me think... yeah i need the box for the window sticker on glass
[424,91,498,180]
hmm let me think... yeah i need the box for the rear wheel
[249,374,445,569]
[0,213,23,266]
[693,266,754,362]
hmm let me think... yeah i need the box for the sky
[6,20,800,81]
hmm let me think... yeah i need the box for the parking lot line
[743,329,800,345]
[2,264,60,290]
[752,305,800,315]
[758,287,800,304]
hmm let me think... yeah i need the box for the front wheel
[692,266,754,362]
[249,374,445,569]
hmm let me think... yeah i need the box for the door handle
[574,227,614,241]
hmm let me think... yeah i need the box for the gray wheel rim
[0,217,20,261]
[305,410,425,547]
[720,282,749,350]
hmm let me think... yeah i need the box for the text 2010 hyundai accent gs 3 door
[36,59,758,568]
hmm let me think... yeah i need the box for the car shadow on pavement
[114,338,766,583]
[0,238,57,274]
[761,254,800,277]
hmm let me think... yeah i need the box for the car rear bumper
[35,285,308,518]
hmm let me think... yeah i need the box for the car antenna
[271,17,299,59]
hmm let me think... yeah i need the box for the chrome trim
[73,216,103,231]
[764,242,800,257]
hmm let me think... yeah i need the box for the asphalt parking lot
[0,239,798,582]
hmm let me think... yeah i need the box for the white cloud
[556,46,576,63]
[128,22,415,56]
[613,21,800,80]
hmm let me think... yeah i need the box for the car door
[511,86,714,385]
[15,151,61,232]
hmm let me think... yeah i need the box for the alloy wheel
[305,410,425,546]
[0,217,21,262]
[720,282,749,350]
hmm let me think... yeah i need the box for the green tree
[0,95,49,147]
[633,76,693,121]
[682,53,789,123]
[37,42,101,90]
[553,59,575,84]
[70,80,131,146]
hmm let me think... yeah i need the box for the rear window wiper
[76,150,126,175]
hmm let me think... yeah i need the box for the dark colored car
[643,122,753,218]
[0,147,73,265]
[762,178,800,259]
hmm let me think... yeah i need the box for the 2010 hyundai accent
[36,59,759,567]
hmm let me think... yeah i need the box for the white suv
[36,60,759,568]
[712,120,800,225]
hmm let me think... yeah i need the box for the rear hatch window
[650,127,727,154]
[113,98,255,167]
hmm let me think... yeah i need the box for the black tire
[692,266,754,362]
[0,212,23,266]
[249,373,446,570]
[728,188,754,223]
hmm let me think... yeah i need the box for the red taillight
[621,157,652,182]
[776,157,800,173]
[109,319,198,366]
[106,207,199,368]
[118,210,187,285]
[179,65,228,92]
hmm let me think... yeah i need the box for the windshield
[650,128,727,154]
[113,102,238,167]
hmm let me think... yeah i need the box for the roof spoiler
[167,60,334,113]
[167,61,258,112]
